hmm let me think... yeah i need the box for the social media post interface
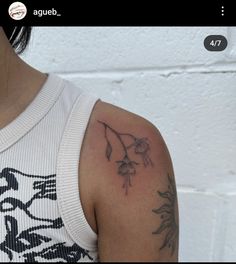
[2,1,233,26]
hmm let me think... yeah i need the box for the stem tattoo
[98,120,153,195]
[152,173,179,256]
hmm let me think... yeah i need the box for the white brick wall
[22,27,236,262]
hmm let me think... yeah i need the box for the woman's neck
[0,28,47,129]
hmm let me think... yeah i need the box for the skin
[0,28,47,129]
[80,102,179,261]
[0,27,179,261]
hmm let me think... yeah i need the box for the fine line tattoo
[98,120,153,195]
[152,173,178,256]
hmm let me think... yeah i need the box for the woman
[0,27,179,262]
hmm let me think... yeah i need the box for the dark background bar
[0,0,233,26]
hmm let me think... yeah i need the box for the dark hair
[2,26,32,54]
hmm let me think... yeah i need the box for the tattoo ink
[152,173,178,256]
[98,120,153,195]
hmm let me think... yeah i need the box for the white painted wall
[22,27,236,262]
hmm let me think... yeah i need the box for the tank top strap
[56,92,99,251]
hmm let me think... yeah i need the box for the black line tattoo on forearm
[152,173,178,256]
[98,120,153,195]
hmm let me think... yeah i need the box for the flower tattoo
[116,155,139,195]
[128,137,153,167]
[98,120,153,195]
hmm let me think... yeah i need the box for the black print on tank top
[0,167,93,262]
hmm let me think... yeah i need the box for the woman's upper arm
[81,101,179,262]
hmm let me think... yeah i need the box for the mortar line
[56,62,236,78]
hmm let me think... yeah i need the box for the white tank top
[0,74,99,262]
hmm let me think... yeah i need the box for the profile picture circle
[8,2,27,20]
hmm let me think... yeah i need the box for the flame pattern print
[0,167,94,262]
